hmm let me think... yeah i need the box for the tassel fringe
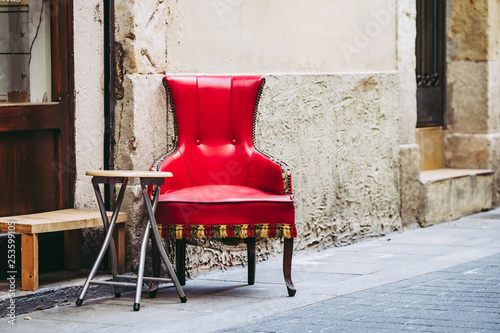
[157,223,297,239]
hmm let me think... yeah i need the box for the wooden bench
[0,209,127,291]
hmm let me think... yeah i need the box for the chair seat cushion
[155,185,296,239]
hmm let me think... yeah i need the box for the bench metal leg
[21,233,38,291]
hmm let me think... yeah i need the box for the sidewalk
[2,208,500,332]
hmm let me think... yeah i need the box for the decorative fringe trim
[157,223,297,239]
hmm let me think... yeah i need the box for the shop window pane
[0,0,51,103]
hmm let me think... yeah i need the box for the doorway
[415,0,446,170]
[0,0,74,275]
[416,0,446,127]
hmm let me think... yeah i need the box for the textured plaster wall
[112,72,403,273]
[110,0,402,274]
[255,74,402,250]
[156,73,402,275]
[72,0,107,267]
[165,0,397,73]
[73,0,105,210]
[397,0,417,145]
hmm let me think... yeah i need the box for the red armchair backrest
[163,75,282,190]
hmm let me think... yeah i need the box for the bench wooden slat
[0,209,128,291]
[0,209,127,234]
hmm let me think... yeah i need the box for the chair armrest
[276,158,293,195]
[247,150,292,195]
[151,150,193,193]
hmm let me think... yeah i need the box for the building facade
[4,0,497,274]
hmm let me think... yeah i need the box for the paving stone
[412,318,500,330]
[415,326,487,333]
[336,321,420,331]
[2,209,500,333]
[219,253,500,333]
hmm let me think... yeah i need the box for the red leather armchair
[152,75,296,296]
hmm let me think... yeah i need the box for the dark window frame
[416,0,447,128]
[0,0,75,210]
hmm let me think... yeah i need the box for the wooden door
[0,0,74,273]
[0,0,74,216]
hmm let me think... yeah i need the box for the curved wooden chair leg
[176,238,186,286]
[283,238,296,297]
[245,237,256,285]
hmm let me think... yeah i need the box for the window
[0,0,52,103]
[0,0,74,217]
[0,0,74,277]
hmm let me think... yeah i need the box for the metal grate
[416,0,446,127]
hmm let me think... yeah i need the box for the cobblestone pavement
[219,253,500,333]
[1,209,499,332]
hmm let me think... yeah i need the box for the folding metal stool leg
[147,185,161,298]
[141,182,186,303]
[94,180,121,298]
[76,177,128,306]
[133,216,151,311]
[147,237,161,298]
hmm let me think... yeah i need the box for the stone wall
[248,74,402,249]
[113,0,171,270]
[72,1,108,267]
[69,0,500,275]
[73,0,105,210]
[445,0,500,206]
[71,0,404,274]
[112,72,402,272]
[396,0,420,228]
[112,0,402,273]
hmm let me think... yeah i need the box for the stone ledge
[418,169,493,227]
[420,168,494,183]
